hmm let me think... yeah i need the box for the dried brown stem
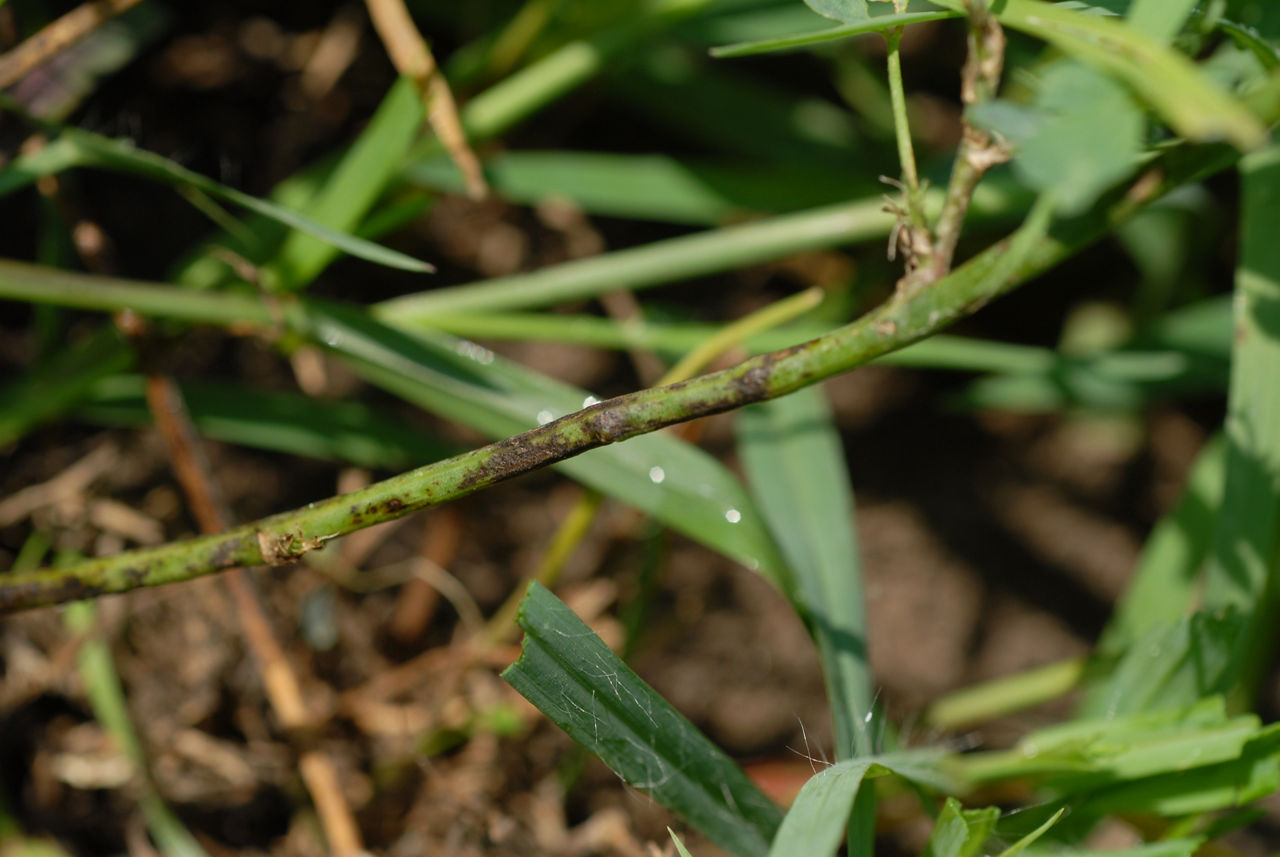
[140,373,365,857]
[0,0,143,91]
[364,0,487,199]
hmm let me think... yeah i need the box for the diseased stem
[0,134,1245,612]
[895,0,1010,298]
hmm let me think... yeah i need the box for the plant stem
[0,129,1243,612]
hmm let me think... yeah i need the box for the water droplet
[321,328,343,347]
[747,558,760,571]
[864,711,874,723]
[536,410,554,425]
[455,341,494,364]
[583,395,600,407]
[648,466,665,484]
[724,508,742,524]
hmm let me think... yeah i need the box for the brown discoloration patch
[0,575,106,612]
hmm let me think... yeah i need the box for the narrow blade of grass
[65,601,210,857]
[0,120,431,274]
[373,180,1027,319]
[75,376,455,470]
[1094,435,1226,657]
[265,76,428,289]
[406,150,877,225]
[710,10,962,58]
[1201,143,1280,702]
[766,752,955,857]
[502,582,783,857]
[0,325,132,447]
[737,387,872,759]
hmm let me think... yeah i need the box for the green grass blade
[265,77,427,289]
[65,601,210,857]
[1032,841,1202,857]
[502,582,783,857]
[1094,436,1226,657]
[0,325,132,447]
[737,387,872,759]
[74,376,455,470]
[1201,143,1280,702]
[406,150,877,225]
[710,10,961,58]
[615,44,864,169]
[14,126,431,275]
[954,699,1280,820]
[374,180,1027,319]
[766,752,954,857]
[306,299,791,583]
[991,808,1065,857]
[1079,610,1242,718]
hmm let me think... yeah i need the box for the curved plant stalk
[0,116,1265,612]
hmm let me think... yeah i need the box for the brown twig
[0,0,143,91]
[140,374,365,857]
[364,0,487,199]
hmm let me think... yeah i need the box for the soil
[0,3,1257,857]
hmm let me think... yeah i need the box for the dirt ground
[0,3,1252,856]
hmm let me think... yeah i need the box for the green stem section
[0,136,1252,612]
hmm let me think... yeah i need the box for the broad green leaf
[1073,725,1280,816]
[265,77,427,289]
[738,387,872,759]
[1224,1,1280,45]
[804,0,869,25]
[969,61,1144,216]
[923,798,1000,857]
[767,752,954,857]
[304,300,791,584]
[1095,437,1226,657]
[75,376,455,470]
[1201,143,1280,702]
[930,0,1269,150]
[958,698,1270,787]
[1127,0,1197,42]
[502,582,783,857]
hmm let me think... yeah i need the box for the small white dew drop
[321,328,343,347]
[455,341,495,365]
[724,508,742,524]
[536,409,554,425]
[648,466,666,484]
[583,395,600,407]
